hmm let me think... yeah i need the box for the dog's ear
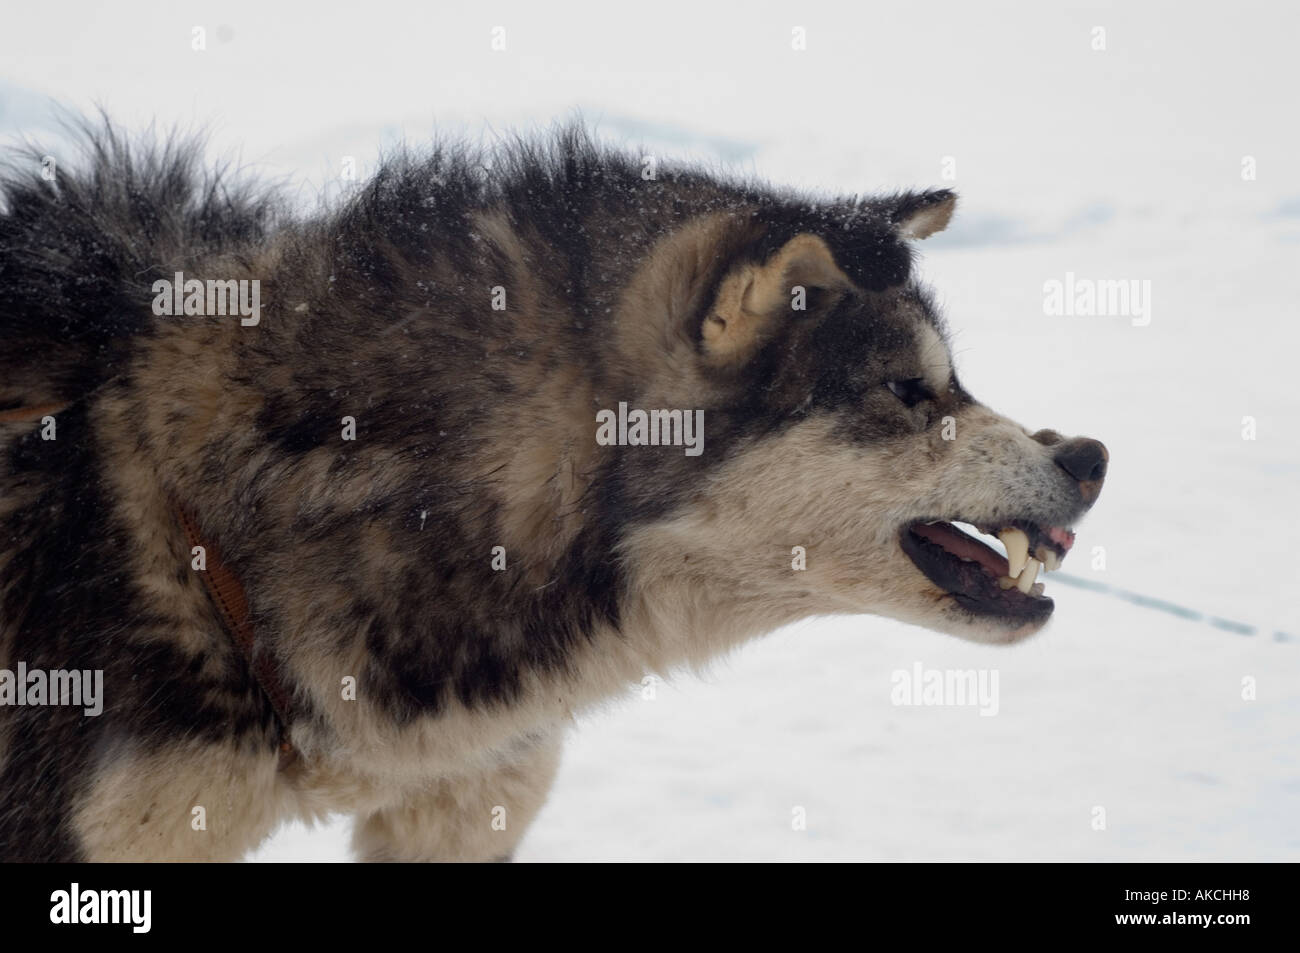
[703,233,850,366]
[883,189,957,240]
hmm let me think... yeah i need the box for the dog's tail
[0,120,277,412]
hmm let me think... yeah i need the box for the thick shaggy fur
[0,122,1104,860]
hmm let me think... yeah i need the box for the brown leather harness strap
[174,503,298,769]
[4,401,297,769]
[0,402,70,423]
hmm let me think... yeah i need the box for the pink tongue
[913,522,1009,577]
[1048,526,1075,551]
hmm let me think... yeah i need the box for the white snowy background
[2,0,1297,861]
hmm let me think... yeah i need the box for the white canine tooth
[1015,558,1041,594]
[1000,529,1029,578]
[1042,551,1061,572]
[997,575,1017,590]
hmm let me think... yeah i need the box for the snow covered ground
[4,0,1297,861]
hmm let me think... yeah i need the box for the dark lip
[899,521,1055,626]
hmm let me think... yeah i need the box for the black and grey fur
[0,122,1106,860]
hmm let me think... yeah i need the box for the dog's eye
[885,378,934,408]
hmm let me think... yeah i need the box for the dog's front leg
[351,732,563,862]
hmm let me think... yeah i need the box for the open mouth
[898,519,1076,625]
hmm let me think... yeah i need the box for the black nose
[1054,437,1108,503]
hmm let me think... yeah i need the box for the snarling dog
[0,123,1106,860]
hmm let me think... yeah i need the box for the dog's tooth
[1015,558,1041,594]
[1042,550,1061,572]
[1000,529,1029,577]
[997,575,1017,590]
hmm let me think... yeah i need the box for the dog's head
[611,189,1106,647]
